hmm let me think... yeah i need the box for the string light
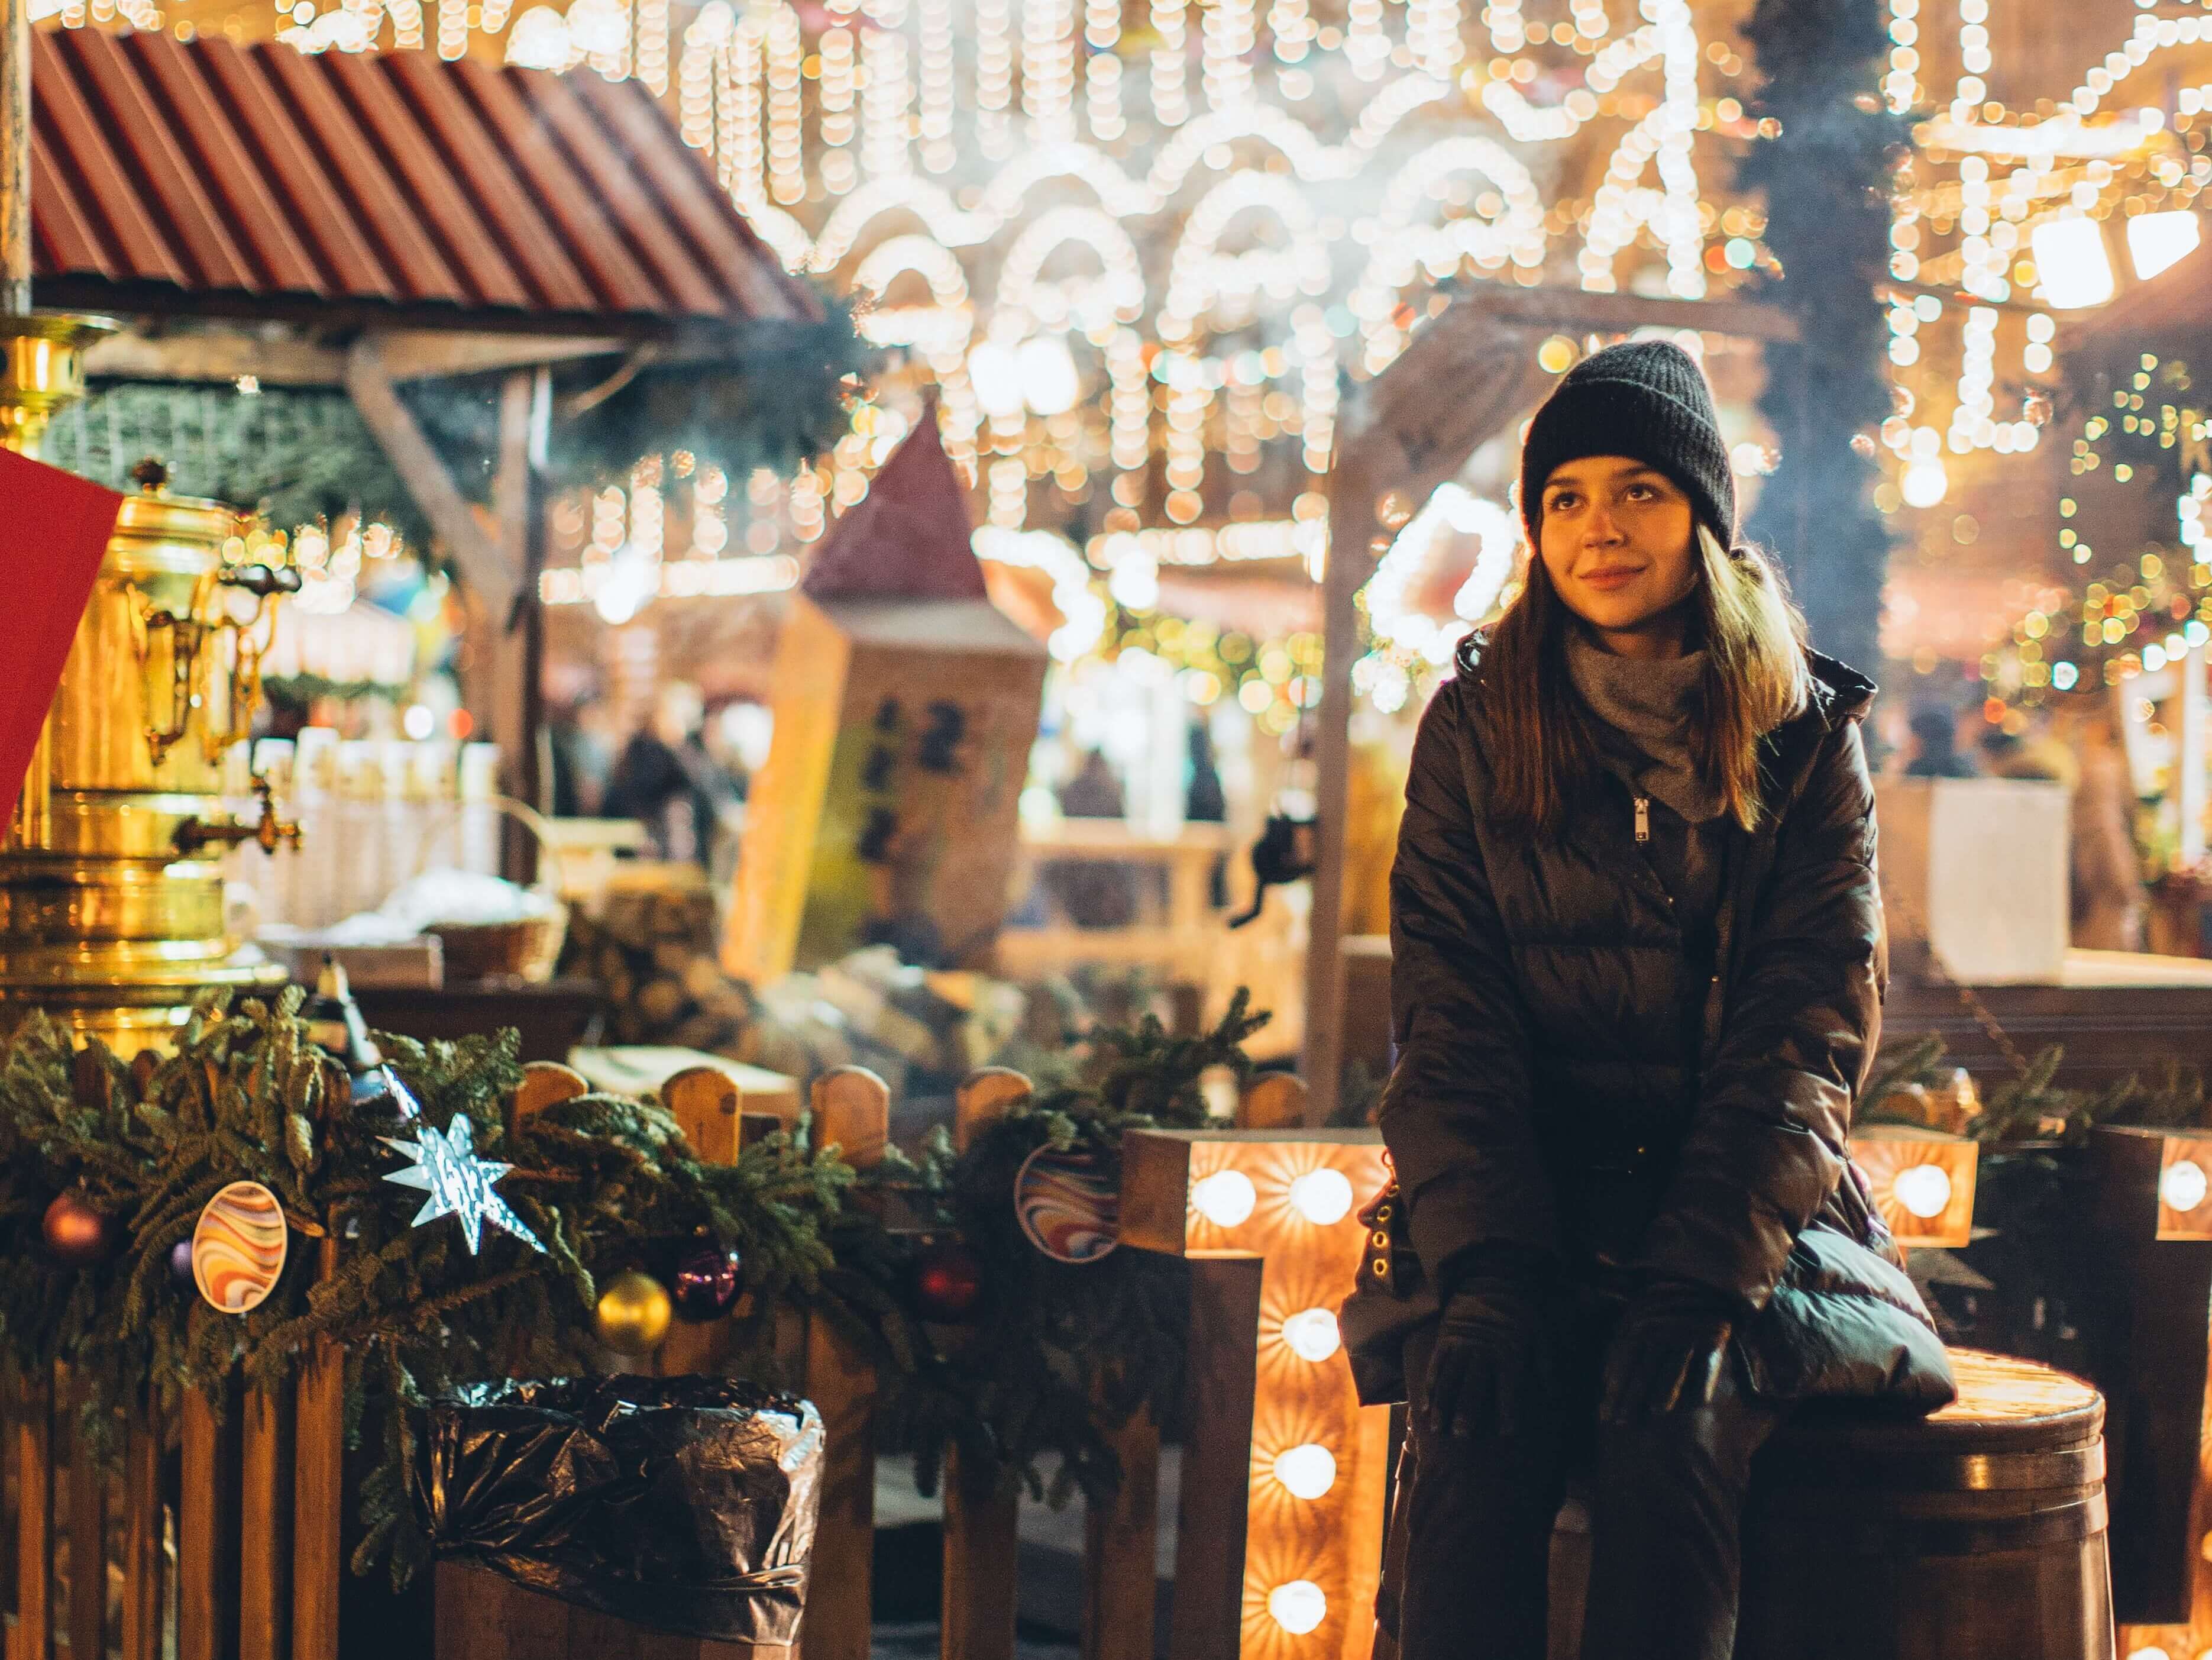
[917,0,956,173]
[1023,0,1077,138]
[975,0,1015,157]
[1150,0,1189,126]
[1204,0,1256,109]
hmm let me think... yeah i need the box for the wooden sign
[728,418,1046,980]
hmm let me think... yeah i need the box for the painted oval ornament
[192,1180,290,1315]
[1014,1142,1120,1264]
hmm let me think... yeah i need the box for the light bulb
[1891,1162,1953,1221]
[2127,210,2201,282]
[1017,335,1082,416]
[2030,218,2116,309]
[565,0,628,54]
[1900,458,1948,510]
[1288,1168,1355,1226]
[967,341,1026,419]
[1267,1580,1328,1636]
[2123,1648,2171,1660]
[2164,1159,2209,1213]
[505,6,573,64]
[1280,1307,1340,1363]
[1272,1443,1337,1500]
[1192,1169,1256,1228]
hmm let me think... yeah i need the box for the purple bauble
[670,1241,745,1322]
[169,1237,196,1287]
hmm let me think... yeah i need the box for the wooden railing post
[1079,1405,1160,1660]
[14,1367,53,1660]
[179,1379,241,1660]
[937,1070,1032,1660]
[240,1375,294,1660]
[293,1236,346,1660]
[799,1065,892,1660]
[121,1399,163,1660]
[61,1366,105,1660]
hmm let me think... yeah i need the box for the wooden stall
[22,25,822,842]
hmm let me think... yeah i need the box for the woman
[1377,342,1952,1660]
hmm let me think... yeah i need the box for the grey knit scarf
[1564,631,1725,824]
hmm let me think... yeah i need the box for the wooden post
[940,1448,1019,1660]
[64,1370,107,1660]
[240,1378,293,1660]
[179,1381,241,1660]
[1238,1073,1310,1131]
[656,1068,752,1379]
[954,1069,1032,1151]
[1,0,30,316]
[14,1368,53,1660]
[1080,1405,1160,1660]
[664,1065,745,1164]
[121,1401,163,1660]
[938,1073,1031,1660]
[802,1320,880,1660]
[292,1239,347,1660]
[1166,1258,1264,1660]
[1303,458,1373,1130]
[511,1060,590,1138]
[791,1065,890,1660]
[812,1065,892,1169]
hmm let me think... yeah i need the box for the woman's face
[1537,455,1700,657]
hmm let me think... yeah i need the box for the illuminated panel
[1849,1125,1980,1251]
[1123,1128,1391,1660]
[2156,1135,2212,1242]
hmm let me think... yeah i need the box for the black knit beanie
[1518,340,1736,549]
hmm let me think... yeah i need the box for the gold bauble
[593,1269,673,1355]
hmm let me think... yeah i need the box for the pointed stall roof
[800,412,991,603]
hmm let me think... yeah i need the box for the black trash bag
[413,1374,821,1645]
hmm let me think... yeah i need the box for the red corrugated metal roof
[28,29,819,334]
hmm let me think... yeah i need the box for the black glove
[1422,1254,1554,1443]
[1599,1276,1736,1423]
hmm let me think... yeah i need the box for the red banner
[0,450,122,828]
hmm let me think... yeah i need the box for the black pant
[1384,1293,1784,1660]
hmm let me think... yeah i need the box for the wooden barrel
[1551,1349,2115,1660]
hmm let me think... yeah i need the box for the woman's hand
[1424,1267,1553,1443]
[1599,1277,1736,1422]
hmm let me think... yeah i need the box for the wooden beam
[374,330,623,383]
[82,327,621,388]
[85,329,348,387]
[345,334,518,618]
[1445,279,1799,342]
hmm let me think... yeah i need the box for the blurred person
[1901,704,1979,779]
[602,682,739,867]
[1047,748,1137,928]
[2067,713,2147,952]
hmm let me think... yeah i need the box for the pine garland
[871,991,1271,1504]
[0,991,884,1585]
[0,981,1280,1585]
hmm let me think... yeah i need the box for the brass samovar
[0,319,299,1054]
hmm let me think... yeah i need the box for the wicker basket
[419,798,570,984]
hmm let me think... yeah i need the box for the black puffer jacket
[1377,635,1952,1407]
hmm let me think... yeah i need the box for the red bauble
[913,1239,985,1323]
[671,1241,746,1322]
[42,1192,115,1267]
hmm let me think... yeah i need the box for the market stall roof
[28,27,817,338]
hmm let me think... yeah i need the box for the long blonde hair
[1479,524,1810,832]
